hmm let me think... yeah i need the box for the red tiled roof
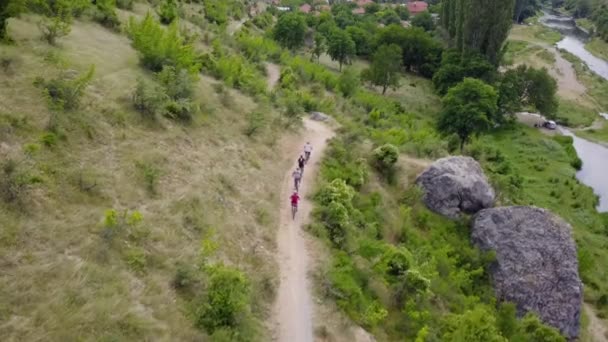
[352,7,366,15]
[407,1,428,14]
[357,0,374,6]
[299,3,312,13]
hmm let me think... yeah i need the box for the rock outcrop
[415,156,495,219]
[472,206,582,339]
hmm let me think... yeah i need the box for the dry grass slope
[0,10,289,341]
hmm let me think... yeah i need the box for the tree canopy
[498,65,558,117]
[273,12,307,51]
[362,44,403,94]
[327,28,356,71]
[441,0,516,65]
[438,78,499,150]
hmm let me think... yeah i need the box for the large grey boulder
[472,206,582,339]
[415,156,495,219]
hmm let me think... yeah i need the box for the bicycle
[291,202,298,220]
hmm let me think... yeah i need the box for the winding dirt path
[266,63,281,91]
[585,303,608,342]
[274,119,334,342]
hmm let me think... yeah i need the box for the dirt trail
[585,304,608,342]
[274,119,334,342]
[266,63,281,91]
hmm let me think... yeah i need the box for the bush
[38,12,72,45]
[101,209,144,242]
[127,13,200,73]
[338,68,359,98]
[124,247,147,272]
[203,53,267,96]
[133,77,169,119]
[195,264,252,333]
[157,0,178,25]
[93,0,120,30]
[36,65,95,111]
[372,144,399,173]
[0,159,28,206]
[244,111,266,137]
[116,0,134,10]
[135,161,161,195]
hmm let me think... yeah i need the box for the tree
[311,32,326,63]
[346,26,373,57]
[375,25,442,78]
[441,0,516,65]
[273,12,307,51]
[438,78,498,151]
[0,0,24,40]
[498,65,558,117]
[411,11,434,31]
[513,0,541,23]
[362,44,402,94]
[432,50,496,94]
[379,9,402,26]
[395,5,410,20]
[364,2,381,14]
[327,28,355,71]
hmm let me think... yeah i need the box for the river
[539,11,608,212]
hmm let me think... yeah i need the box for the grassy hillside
[1,3,288,340]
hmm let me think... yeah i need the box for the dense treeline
[441,0,516,65]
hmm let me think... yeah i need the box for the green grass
[576,124,608,144]
[575,18,595,32]
[510,24,563,45]
[476,127,608,313]
[586,38,608,61]
[556,98,598,127]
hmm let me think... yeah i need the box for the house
[407,1,428,15]
[299,3,312,13]
[357,0,374,7]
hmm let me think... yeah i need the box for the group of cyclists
[290,142,313,219]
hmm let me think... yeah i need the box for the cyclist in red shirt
[290,191,300,219]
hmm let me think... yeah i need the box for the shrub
[39,132,58,148]
[337,67,359,98]
[116,0,134,10]
[37,65,95,111]
[157,0,178,24]
[244,111,266,137]
[127,13,200,73]
[124,247,147,272]
[372,144,399,174]
[93,0,120,30]
[172,263,198,291]
[203,0,225,24]
[195,264,252,333]
[38,11,72,45]
[135,161,161,195]
[132,77,169,119]
[157,66,195,100]
[101,209,145,242]
[0,159,28,205]
[204,53,267,96]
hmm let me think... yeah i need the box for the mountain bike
[291,202,298,220]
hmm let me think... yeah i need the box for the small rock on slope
[416,156,495,219]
